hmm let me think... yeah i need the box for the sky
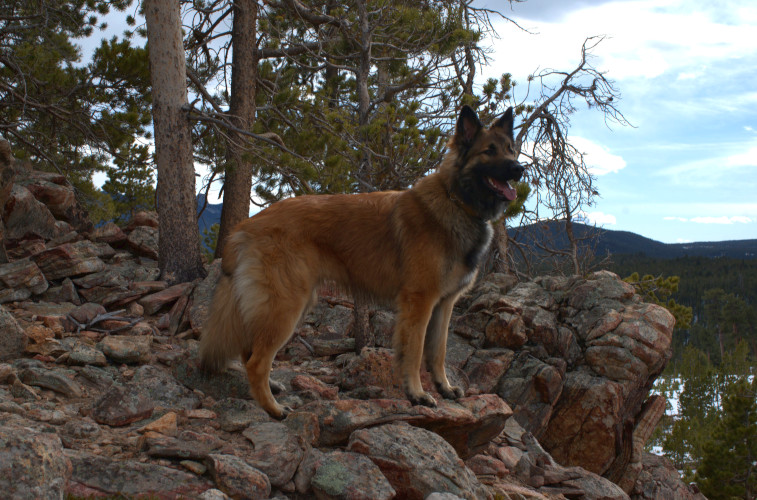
[481,0,757,243]
[81,0,757,244]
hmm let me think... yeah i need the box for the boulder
[2,184,60,243]
[31,240,106,280]
[300,394,511,459]
[348,422,489,500]
[205,454,270,500]
[67,449,212,498]
[0,259,48,303]
[0,306,26,361]
[311,450,396,500]
[0,424,71,499]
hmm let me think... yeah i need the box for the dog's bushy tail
[199,274,243,374]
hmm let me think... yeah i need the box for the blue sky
[483,0,757,243]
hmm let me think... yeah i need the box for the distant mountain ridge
[196,197,757,259]
[507,221,757,259]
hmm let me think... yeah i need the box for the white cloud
[654,139,757,185]
[582,211,617,226]
[570,136,627,175]
[690,216,754,224]
[664,216,688,222]
[485,1,757,87]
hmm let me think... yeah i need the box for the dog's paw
[408,391,437,408]
[438,384,464,400]
[269,404,293,420]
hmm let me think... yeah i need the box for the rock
[40,277,81,304]
[631,453,707,500]
[485,311,527,349]
[0,306,26,361]
[90,383,154,426]
[61,419,102,440]
[242,422,306,487]
[63,340,108,366]
[91,222,127,245]
[497,352,564,437]
[0,259,48,303]
[615,395,667,492]
[0,424,71,499]
[139,281,194,315]
[2,184,60,243]
[311,450,396,500]
[338,347,401,398]
[31,240,106,280]
[300,394,511,459]
[465,349,514,394]
[66,449,212,498]
[68,302,107,325]
[561,470,630,500]
[98,334,152,364]
[127,225,158,259]
[540,369,624,474]
[206,453,271,500]
[144,430,222,461]
[348,422,489,500]
[212,397,271,432]
[139,411,179,436]
[17,365,82,397]
[127,210,159,229]
[130,364,201,410]
[14,169,92,232]
[465,454,509,477]
[291,373,339,400]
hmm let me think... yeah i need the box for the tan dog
[200,105,524,418]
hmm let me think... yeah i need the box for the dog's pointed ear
[492,107,514,139]
[456,105,483,149]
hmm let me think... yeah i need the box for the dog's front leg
[394,291,438,407]
[424,294,464,400]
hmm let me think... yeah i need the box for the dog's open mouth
[486,177,518,201]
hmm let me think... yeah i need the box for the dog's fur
[200,105,524,418]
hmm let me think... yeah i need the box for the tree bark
[145,0,206,283]
[215,0,258,258]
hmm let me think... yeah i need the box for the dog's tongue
[489,178,517,201]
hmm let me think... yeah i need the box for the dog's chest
[445,221,493,296]
[463,221,493,270]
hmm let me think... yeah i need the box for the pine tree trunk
[352,0,374,353]
[145,0,206,284]
[215,0,258,258]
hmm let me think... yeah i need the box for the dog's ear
[492,107,514,139]
[456,105,483,149]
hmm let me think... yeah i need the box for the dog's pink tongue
[490,178,517,201]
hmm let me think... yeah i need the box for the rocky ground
[0,143,706,499]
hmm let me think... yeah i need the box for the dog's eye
[484,145,497,156]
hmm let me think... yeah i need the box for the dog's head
[449,105,524,219]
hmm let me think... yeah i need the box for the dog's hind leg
[240,349,285,394]
[424,294,464,400]
[243,292,312,419]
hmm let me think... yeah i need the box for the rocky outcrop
[0,151,694,499]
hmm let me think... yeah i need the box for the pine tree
[101,143,155,223]
[663,346,718,476]
[696,373,756,500]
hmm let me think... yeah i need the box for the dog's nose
[509,162,524,181]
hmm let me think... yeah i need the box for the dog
[199,105,524,418]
